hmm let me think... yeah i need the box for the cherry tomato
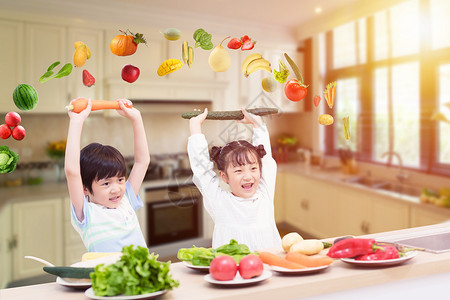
[284,79,308,102]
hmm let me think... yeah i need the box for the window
[324,0,450,175]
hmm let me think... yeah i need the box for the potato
[281,232,303,252]
[318,114,334,126]
[289,239,324,255]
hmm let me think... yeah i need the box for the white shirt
[188,125,282,252]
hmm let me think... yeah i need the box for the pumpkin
[13,84,38,111]
[110,30,147,56]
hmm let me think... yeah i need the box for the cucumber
[182,108,279,120]
[43,266,95,279]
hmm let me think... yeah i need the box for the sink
[344,176,420,197]
[395,232,450,253]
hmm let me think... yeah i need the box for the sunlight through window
[431,0,450,50]
[439,64,450,163]
[336,78,359,151]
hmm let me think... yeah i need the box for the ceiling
[1,0,362,29]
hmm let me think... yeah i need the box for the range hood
[106,79,227,113]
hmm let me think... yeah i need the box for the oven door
[146,188,201,246]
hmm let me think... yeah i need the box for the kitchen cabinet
[0,203,12,289]
[0,20,24,113]
[63,197,86,265]
[24,23,68,113]
[410,205,450,227]
[11,198,63,280]
[274,172,285,223]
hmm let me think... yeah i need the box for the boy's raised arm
[65,99,92,222]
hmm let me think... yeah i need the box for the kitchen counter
[2,222,450,300]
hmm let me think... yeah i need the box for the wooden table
[2,223,450,300]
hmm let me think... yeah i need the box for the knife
[43,266,95,279]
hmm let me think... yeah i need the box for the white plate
[269,264,330,275]
[85,288,168,300]
[204,269,272,287]
[56,276,91,289]
[182,261,210,271]
[340,251,418,267]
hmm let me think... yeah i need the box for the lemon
[262,77,278,93]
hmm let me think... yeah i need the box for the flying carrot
[65,99,132,113]
[258,252,307,269]
[285,252,334,268]
[324,81,337,109]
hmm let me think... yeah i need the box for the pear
[208,37,231,72]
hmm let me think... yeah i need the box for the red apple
[5,111,21,127]
[12,125,25,141]
[209,255,237,281]
[238,254,263,279]
[121,64,140,83]
[0,124,11,139]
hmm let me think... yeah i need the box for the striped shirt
[70,181,147,252]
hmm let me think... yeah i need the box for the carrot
[258,252,307,269]
[330,86,336,108]
[66,99,132,113]
[285,252,334,268]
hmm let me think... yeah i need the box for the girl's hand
[116,99,141,121]
[189,108,208,135]
[238,108,263,128]
[68,98,91,121]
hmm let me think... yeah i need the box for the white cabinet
[63,197,86,265]
[24,23,68,113]
[11,198,63,280]
[0,20,24,113]
[67,27,104,104]
[410,206,450,227]
[0,203,12,288]
[274,172,285,223]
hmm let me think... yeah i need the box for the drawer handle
[300,199,309,210]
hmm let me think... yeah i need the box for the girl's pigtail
[255,144,266,158]
[210,146,222,163]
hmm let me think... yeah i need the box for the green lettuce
[0,146,19,173]
[90,245,179,297]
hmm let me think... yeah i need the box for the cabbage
[0,146,19,173]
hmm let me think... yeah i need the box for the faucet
[381,151,409,183]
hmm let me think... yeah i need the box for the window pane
[431,0,450,50]
[335,78,359,151]
[374,11,389,61]
[333,22,356,68]
[392,62,420,167]
[374,67,389,161]
[438,64,450,163]
[358,19,367,64]
[390,0,420,57]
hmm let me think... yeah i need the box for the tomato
[238,254,263,279]
[209,255,237,281]
[284,79,308,102]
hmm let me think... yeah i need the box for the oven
[145,183,202,246]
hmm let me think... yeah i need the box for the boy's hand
[68,98,91,121]
[116,99,141,121]
[189,108,208,135]
[238,108,263,128]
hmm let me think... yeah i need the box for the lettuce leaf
[0,146,19,173]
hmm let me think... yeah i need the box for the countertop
[2,222,450,299]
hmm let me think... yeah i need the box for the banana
[244,58,272,77]
[241,53,263,73]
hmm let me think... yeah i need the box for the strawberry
[313,95,321,107]
[82,69,95,87]
[240,35,251,43]
[227,38,242,50]
[241,40,255,50]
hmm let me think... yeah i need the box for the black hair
[210,140,266,172]
[80,143,126,194]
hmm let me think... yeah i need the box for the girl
[188,108,281,251]
[65,99,150,252]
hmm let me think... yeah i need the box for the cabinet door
[12,198,63,280]
[67,27,104,103]
[370,197,410,233]
[410,206,450,227]
[274,172,285,223]
[25,23,67,113]
[284,173,309,230]
[0,203,12,288]
[0,20,24,113]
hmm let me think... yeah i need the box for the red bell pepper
[355,245,400,261]
[327,238,384,258]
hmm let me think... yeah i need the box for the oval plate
[340,251,417,267]
[182,261,210,272]
[269,264,330,275]
[85,288,168,300]
[56,276,91,289]
[204,269,272,287]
